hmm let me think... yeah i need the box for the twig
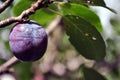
[0,57,18,72]
[0,16,62,73]
[39,16,63,73]
[0,0,14,13]
[46,16,62,34]
[0,0,53,28]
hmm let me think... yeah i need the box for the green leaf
[63,15,106,61]
[69,0,116,13]
[69,0,86,4]
[83,66,107,80]
[90,0,116,13]
[69,0,106,6]
[50,2,102,32]
[13,0,35,16]
[30,9,57,26]
[90,0,106,7]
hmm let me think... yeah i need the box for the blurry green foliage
[0,0,6,2]
[0,59,5,65]
[14,62,32,80]
[110,19,120,35]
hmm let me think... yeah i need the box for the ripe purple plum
[9,21,48,62]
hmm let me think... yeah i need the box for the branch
[0,16,62,73]
[0,0,53,28]
[0,0,14,13]
[0,57,19,72]
[46,16,62,34]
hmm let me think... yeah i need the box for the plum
[9,21,48,62]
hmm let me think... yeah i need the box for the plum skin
[9,21,48,62]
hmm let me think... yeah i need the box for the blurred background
[1,0,120,80]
